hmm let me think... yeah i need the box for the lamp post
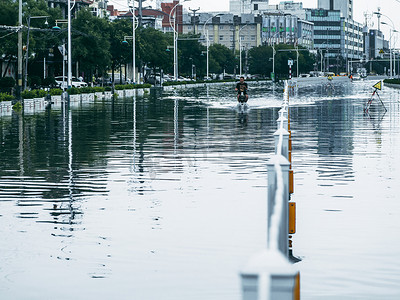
[239,24,248,77]
[203,13,222,80]
[374,11,396,77]
[24,15,48,90]
[128,0,138,83]
[67,0,76,89]
[53,20,68,90]
[381,21,398,77]
[17,0,23,98]
[169,0,190,81]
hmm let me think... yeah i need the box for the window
[254,4,258,10]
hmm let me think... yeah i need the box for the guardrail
[240,80,300,300]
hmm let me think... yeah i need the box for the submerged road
[0,78,399,299]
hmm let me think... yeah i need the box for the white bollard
[279,106,288,119]
[274,128,290,160]
[276,114,288,131]
[241,249,298,300]
[267,154,290,256]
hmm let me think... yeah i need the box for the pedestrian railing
[240,80,300,300]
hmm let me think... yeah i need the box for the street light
[24,15,48,90]
[203,13,222,80]
[381,21,398,77]
[270,33,279,81]
[169,0,190,81]
[53,19,68,90]
[239,24,248,77]
[374,11,396,77]
[67,0,75,89]
[127,0,138,83]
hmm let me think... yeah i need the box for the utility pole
[17,0,23,98]
[189,7,200,34]
[138,0,143,27]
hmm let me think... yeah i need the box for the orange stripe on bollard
[294,272,300,300]
[289,202,296,233]
[289,169,294,194]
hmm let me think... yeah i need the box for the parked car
[55,76,88,88]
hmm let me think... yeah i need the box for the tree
[108,18,132,83]
[208,44,236,75]
[248,46,273,76]
[136,27,172,74]
[248,44,316,78]
[72,9,112,82]
[176,33,206,78]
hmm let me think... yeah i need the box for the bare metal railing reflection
[240,80,300,300]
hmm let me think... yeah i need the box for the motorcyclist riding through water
[235,76,249,103]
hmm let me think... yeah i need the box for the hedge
[383,78,400,85]
[115,83,152,90]
[0,92,14,102]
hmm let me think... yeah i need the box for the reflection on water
[0,80,400,299]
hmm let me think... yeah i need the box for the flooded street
[0,79,399,299]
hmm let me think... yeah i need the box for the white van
[55,76,88,88]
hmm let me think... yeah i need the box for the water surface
[0,80,399,299]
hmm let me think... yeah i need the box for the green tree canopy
[208,44,236,74]
[72,9,112,79]
[248,44,316,78]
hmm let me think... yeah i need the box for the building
[161,0,184,33]
[366,29,389,60]
[182,13,262,51]
[262,13,314,49]
[230,0,269,15]
[265,1,307,19]
[306,8,363,72]
[318,0,353,20]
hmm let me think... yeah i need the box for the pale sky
[109,0,400,43]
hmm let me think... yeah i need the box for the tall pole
[133,14,136,83]
[17,0,23,97]
[169,0,190,81]
[203,14,220,80]
[390,29,393,77]
[138,0,143,27]
[206,29,209,79]
[67,0,72,89]
[296,45,299,77]
[24,17,31,90]
[239,38,242,76]
[239,24,248,77]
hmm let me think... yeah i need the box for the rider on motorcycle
[235,76,249,103]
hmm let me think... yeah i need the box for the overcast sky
[109,0,400,43]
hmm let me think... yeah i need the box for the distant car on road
[55,76,88,88]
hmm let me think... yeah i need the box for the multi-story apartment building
[306,8,363,72]
[262,13,314,49]
[182,13,262,52]
[230,0,269,15]
[365,29,389,60]
[318,0,353,20]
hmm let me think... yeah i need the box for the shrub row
[162,79,241,86]
[383,78,400,85]
[0,92,14,102]
[21,89,47,99]
[114,84,152,90]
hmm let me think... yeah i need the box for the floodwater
[0,79,399,299]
